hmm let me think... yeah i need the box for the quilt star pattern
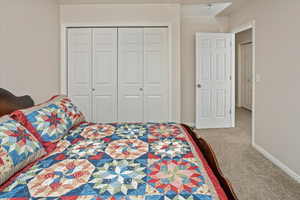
[0,118,45,185]
[0,123,226,200]
[15,95,86,146]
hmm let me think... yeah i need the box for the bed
[0,89,238,200]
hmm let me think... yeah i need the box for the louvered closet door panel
[143,28,169,122]
[92,28,118,123]
[118,28,144,122]
[68,28,92,121]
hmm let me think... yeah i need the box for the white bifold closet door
[143,28,169,122]
[118,28,169,122]
[68,28,93,120]
[68,27,168,123]
[92,28,118,122]
[68,28,118,122]
[118,28,144,122]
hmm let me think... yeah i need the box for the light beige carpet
[194,108,300,200]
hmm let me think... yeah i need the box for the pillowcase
[0,115,45,185]
[12,95,85,152]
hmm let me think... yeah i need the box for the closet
[67,27,169,123]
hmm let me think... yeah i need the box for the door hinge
[229,75,232,81]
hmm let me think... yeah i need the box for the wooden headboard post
[0,88,34,117]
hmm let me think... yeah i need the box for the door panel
[196,33,233,129]
[248,45,253,109]
[118,28,144,122]
[92,28,118,122]
[241,43,253,110]
[68,28,92,120]
[144,28,169,122]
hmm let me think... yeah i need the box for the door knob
[197,84,202,88]
[91,88,95,92]
[139,88,144,91]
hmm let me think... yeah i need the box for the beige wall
[181,16,229,125]
[230,0,300,179]
[0,0,60,103]
[235,29,252,104]
[60,4,181,122]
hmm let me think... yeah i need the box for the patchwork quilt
[0,116,45,185]
[0,123,227,200]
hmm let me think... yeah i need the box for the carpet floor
[194,108,300,200]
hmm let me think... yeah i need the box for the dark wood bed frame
[181,124,238,200]
[0,88,238,200]
[0,88,34,117]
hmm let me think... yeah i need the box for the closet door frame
[61,23,174,122]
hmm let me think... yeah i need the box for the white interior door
[196,33,234,129]
[241,43,253,110]
[143,28,169,122]
[118,28,144,122]
[68,28,92,121]
[92,28,118,122]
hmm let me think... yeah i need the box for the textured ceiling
[58,0,248,16]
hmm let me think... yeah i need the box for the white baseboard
[253,143,300,183]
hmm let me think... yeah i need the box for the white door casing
[118,28,144,122]
[143,28,169,122]
[67,28,92,121]
[196,33,234,129]
[240,43,253,110]
[92,28,118,122]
